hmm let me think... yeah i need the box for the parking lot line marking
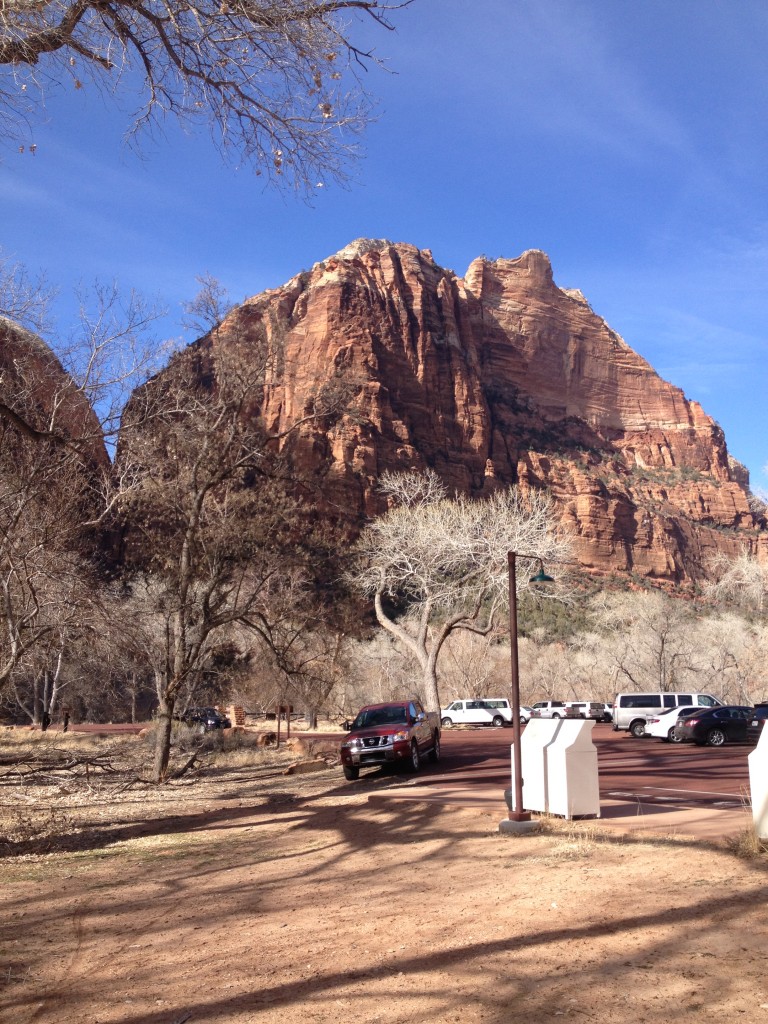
[639,785,740,799]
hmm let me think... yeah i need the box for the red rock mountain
[0,317,108,466]
[182,240,765,582]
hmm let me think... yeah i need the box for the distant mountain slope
[125,240,766,582]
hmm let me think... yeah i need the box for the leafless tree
[1,0,410,189]
[0,250,54,335]
[704,550,768,616]
[690,611,765,705]
[0,326,101,690]
[0,272,166,699]
[591,590,700,694]
[181,274,234,338]
[114,320,360,779]
[436,630,500,701]
[346,470,571,712]
[0,257,169,450]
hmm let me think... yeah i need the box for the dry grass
[725,827,768,860]
[0,725,344,862]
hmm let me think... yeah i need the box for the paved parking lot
[365,724,757,842]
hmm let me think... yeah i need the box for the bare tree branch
[1,0,412,189]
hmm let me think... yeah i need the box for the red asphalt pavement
[365,724,757,843]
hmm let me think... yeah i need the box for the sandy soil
[1,731,768,1024]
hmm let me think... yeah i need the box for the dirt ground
[1,729,768,1024]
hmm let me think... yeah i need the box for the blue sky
[2,0,767,489]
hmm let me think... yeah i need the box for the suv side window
[663,694,676,707]
[698,695,718,706]
[676,694,693,704]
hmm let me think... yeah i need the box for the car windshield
[353,707,408,729]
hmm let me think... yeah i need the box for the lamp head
[529,561,555,584]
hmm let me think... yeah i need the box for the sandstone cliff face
[189,240,763,582]
[0,317,108,467]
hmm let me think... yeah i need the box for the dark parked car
[180,707,232,732]
[675,705,755,747]
[747,703,768,744]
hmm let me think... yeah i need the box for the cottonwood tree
[439,630,500,701]
[705,550,768,616]
[329,632,421,718]
[592,589,699,693]
[1,0,409,189]
[691,611,765,705]
[346,470,570,712]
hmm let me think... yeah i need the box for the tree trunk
[422,657,441,714]
[152,694,175,783]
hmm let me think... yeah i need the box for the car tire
[520,715,528,725]
[409,740,421,772]
[492,715,505,727]
[668,727,683,743]
[706,728,727,747]
[552,713,562,719]
[629,720,646,739]
[441,717,453,727]
[343,765,359,781]
[429,733,441,762]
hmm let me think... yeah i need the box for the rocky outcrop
[0,317,108,466]
[173,241,764,582]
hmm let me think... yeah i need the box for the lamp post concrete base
[499,816,542,835]
[499,788,542,834]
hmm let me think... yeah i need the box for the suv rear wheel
[492,715,505,727]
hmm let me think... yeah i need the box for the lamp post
[507,551,554,822]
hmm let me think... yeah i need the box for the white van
[612,692,723,737]
[440,698,513,728]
